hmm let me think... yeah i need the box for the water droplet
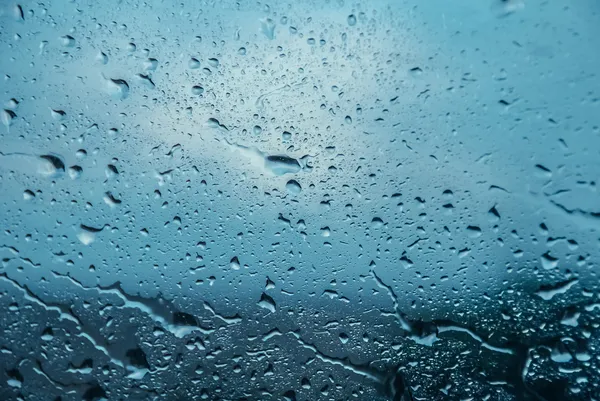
[257,293,276,313]
[12,4,24,21]
[23,189,35,200]
[491,0,524,17]
[102,75,129,99]
[260,18,276,40]
[282,390,296,401]
[286,180,302,194]
[466,226,482,238]
[6,98,19,110]
[50,109,66,121]
[68,165,82,179]
[191,85,204,95]
[136,73,155,89]
[282,131,292,141]
[77,229,95,245]
[103,192,122,208]
[96,51,108,64]
[38,154,65,177]
[264,155,301,176]
[409,66,423,77]
[144,58,158,71]
[1,109,17,130]
[41,327,54,341]
[60,35,76,47]
[541,252,559,270]
[77,224,106,246]
[188,58,200,69]
[230,256,241,270]
[371,217,384,228]
[207,58,219,67]
[106,164,119,179]
[347,14,357,26]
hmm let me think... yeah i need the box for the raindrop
[286,180,302,194]
[68,165,83,179]
[264,155,301,176]
[188,58,200,69]
[258,293,276,313]
[371,217,384,228]
[1,109,17,130]
[191,85,204,95]
[102,75,129,99]
[260,18,276,39]
[38,154,65,177]
[60,35,76,47]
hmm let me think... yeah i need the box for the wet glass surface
[1,0,599,400]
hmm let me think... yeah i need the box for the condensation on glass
[0,0,599,400]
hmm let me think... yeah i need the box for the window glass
[1,0,599,400]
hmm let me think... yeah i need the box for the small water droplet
[347,14,357,26]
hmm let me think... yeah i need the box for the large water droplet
[264,155,301,176]
[286,180,302,194]
[38,154,65,177]
[260,18,276,40]
[103,75,130,99]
